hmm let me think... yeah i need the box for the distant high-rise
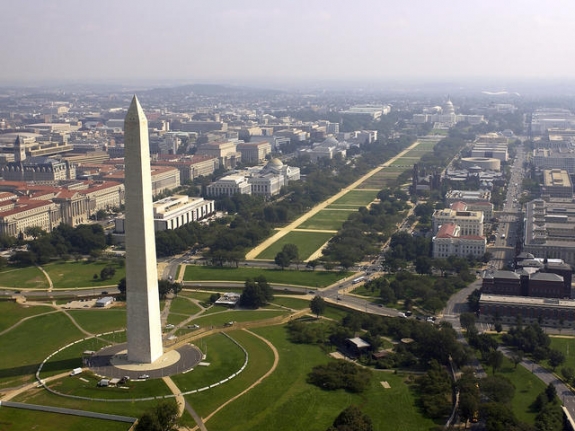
[124,96,163,363]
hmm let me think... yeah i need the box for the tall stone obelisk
[124,95,163,363]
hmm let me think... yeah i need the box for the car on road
[224,321,235,327]
[138,374,150,380]
[165,324,175,329]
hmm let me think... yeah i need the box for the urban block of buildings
[206,158,300,198]
[523,199,575,267]
[115,194,215,234]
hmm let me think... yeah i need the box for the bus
[352,276,365,285]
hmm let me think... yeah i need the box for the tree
[327,405,373,431]
[275,244,300,269]
[239,277,273,308]
[510,350,524,369]
[306,260,318,271]
[415,256,433,275]
[24,226,46,240]
[459,312,476,331]
[310,295,326,319]
[467,289,481,312]
[135,400,179,431]
[117,278,126,300]
[274,251,291,270]
[480,375,515,404]
[283,243,299,262]
[416,360,452,419]
[156,279,182,300]
[100,265,116,280]
[308,360,372,393]
[488,350,504,375]
[548,349,565,370]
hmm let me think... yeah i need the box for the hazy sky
[2,0,575,86]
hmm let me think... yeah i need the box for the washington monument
[124,95,163,363]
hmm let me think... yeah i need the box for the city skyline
[1,0,575,87]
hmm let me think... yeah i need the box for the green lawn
[255,231,334,260]
[183,266,351,287]
[205,325,436,431]
[0,312,84,388]
[166,312,192,326]
[491,356,547,424]
[179,329,275,427]
[67,309,127,334]
[0,301,55,332]
[296,209,351,230]
[172,333,247,393]
[44,261,126,289]
[191,309,288,328]
[12,384,163,420]
[178,290,214,307]
[403,149,431,158]
[329,190,378,207]
[271,297,310,310]
[0,407,132,431]
[548,336,575,371]
[0,265,49,289]
[390,157,419,166]
[39,337,111,378]
[45,370,172,400]
[169,296,203,316]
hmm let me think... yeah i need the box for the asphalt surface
[87,343,203,379]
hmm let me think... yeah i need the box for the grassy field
[390,157,419,166]
[172,333,246,393]
[492,356,547,424]
[271,296,310,310]
[362,167,407,188]
[11,384,163,420]
[183,266,351,287]
[45,261,126,289]
[0,301,55,332]
[255,231,334,260]
[548,336,575,370]
[180,329,276,427]
[403,149,432,158]
[0,265,49,289]
[169,296,203,316]
[178,290,214,306]
[67,309,126,334]
[39,337,111,378]
[0,312,84,388]
[191,309,288,328]
[0,407,132,431]
[329,190,378,207]
[296,209,351,230]
[205,325,436,431]
[45,369,173,400]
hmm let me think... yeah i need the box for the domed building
[444,97,455,115]
[412,97,485,126]
[298,136,348,162]
[207,158,300,198]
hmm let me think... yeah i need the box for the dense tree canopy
[239,276,273,308]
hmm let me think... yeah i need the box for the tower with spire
[124,96,164,364]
